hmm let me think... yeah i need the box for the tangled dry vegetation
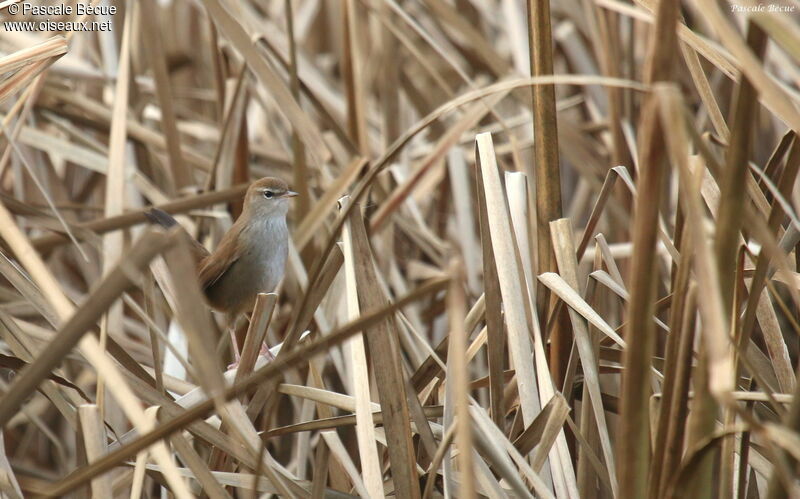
[0,0,800,497]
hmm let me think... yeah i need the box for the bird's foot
[227,343,274,371]
[260,343,275,361]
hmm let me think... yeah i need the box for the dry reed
[0,0,799,498]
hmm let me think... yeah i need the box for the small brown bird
[145,177,297,363]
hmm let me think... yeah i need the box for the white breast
[241,215,289,293]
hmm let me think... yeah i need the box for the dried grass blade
[475,133,550,467]
[679,41,730,141]
[264,406,444,438]
[200,0,331,165]
[550,219,617,495]
[341,196,384,498]
[319,432,372,498]
[2,128,89,261]
[513,393,569,456]
[766,355,800,496]
[294,157,367,250]
[695,0,800,133]
[476,158,505,429]
[371,91,507,231]
[78,405,112,498]
[657,86,733,396]
[476,133,580,496]
[616,0,682,489]
[443,259,475,497]
[737,138,800,394]
[0,431,21,498]
[449,149,481,294]
[129,406,159,499]
[98,0,134,412]
[651,276,698,498]
[234,293,277,382]
[341,0,368,153]
[468,411,538,499]
[343,205,420,498]
[0,60,50,104]
[31,183,249,252]
[0,35,67,74]
[475,133,541,425]
[470,406,554,499]
[0,229,172,427]
[166,425,231,499]
[161,237,225,392]
[538,272,625,348]
[714,21,766,319]
[576,166,625,258]
[140,0,191,190]
[659,85,735,498]
[284,0,310,221]
[0,227,192,497]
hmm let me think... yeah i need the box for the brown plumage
[145,177,297,317]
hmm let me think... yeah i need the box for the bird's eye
[263,190,274,199]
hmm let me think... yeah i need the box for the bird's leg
[242,312,272,359]
[226,329,242,371]
[226,315,243,371]
[229,328,241,360]
[259,343,275,361]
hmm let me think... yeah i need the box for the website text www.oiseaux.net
[3,3,116,32]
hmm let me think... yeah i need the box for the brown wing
[197,223,244,292]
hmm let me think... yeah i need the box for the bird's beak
[283,191,299,198]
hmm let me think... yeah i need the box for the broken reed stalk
[346,204,420,498]
[476,150,506,429]
[341,196,384,499]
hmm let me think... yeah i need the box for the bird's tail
[143,208,211,263]
[144,208,179,229]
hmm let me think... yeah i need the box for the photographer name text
[730,3,796,12]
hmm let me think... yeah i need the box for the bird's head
[244,177,298,217]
